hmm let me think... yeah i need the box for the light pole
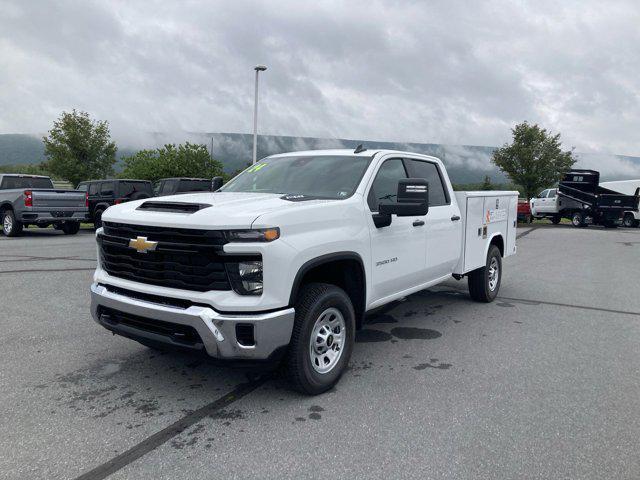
[252,64,267,164]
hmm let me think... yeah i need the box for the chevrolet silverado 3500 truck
[91,149,517,394]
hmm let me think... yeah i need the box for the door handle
[412,220,425,227]
[451,215,461,221]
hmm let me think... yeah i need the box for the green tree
[120,143,224,182]
[42,110,117,186]
[480,175,493,190]
[492,122,575,200]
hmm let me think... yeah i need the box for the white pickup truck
[91,149,517,394]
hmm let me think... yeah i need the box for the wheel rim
[572,214,580,226]
[488,257,499,292]
[3,214,12,233]
[309,307,346,374]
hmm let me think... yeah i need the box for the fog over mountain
[2,132,639,184]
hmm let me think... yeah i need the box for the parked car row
[1,175,223,236]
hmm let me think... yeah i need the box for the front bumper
[90,283,295,360]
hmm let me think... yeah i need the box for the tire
[468,245,502,303]
[622,213,636,228]
[551,215,561,225]
[61,222,80,235]
[571,211,586,228]
[285,283,355,395]
[94,209,104,229]
[2,209,23,237]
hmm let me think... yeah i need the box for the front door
[366,158,427,301]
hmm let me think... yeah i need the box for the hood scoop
[137,201,211,213]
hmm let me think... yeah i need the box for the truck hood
[101,191,336,229]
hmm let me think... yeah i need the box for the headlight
[226,260,263,295]
[225,228,279,242]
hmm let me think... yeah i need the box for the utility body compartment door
[454,191,518,274]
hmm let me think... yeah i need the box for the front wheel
[571,211,586,228]
[2,209,23,237]
[285,283,355,395]
[468,245,502,303]
[93,209,104,229]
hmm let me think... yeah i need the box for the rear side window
[0,176,54,189]
[367,159,408,211]
[407,159,449,206]
[177,179,211,192]
[119,181,151,198]
[100,182,114,196]
[547,189,557,198]
[88,183,100,195]
[159,180,177,195]
[76,184,88,192]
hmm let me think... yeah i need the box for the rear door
[406,158,462,279]
[365,158,427,300]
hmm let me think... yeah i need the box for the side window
[547,189,556,198]
[160,180,177,195]
[100,182,114,196]
[538,189,548,198]
[88,183,100,195]
[367,159,408,211]
[407,159,449,206]
[76,184,88,192]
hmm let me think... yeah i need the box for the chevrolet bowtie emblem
[128,236,158,253]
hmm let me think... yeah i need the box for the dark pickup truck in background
[0,174,88,236]
[77,179,153,228]
[153,177,216,196]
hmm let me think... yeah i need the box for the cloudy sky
[1,0,639,158]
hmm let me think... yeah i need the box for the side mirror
[372,178,429,228]
[379,178,429,217]
[211,176,224,191]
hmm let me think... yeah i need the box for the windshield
[0,176,54,189]
[220,155,371,199]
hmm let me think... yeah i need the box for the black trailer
[558,169,640,228]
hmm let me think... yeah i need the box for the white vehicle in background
[599,180,640,228]
[90,148,518,394]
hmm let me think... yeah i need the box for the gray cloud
[1,0,639,163]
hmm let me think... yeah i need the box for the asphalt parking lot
[1,225,639,480]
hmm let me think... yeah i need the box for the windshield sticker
[247,163,268,173]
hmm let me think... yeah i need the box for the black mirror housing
[378,178,429,217]
[211,176,224,191]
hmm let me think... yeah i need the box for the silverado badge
[128,236,158,253]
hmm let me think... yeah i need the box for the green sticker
[247,163,268,173]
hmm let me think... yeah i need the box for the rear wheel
[622,213,636,228]
[285,283,355,395]
[468,245,501,303]
[61,222,80,235]
[2,209,23,237]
